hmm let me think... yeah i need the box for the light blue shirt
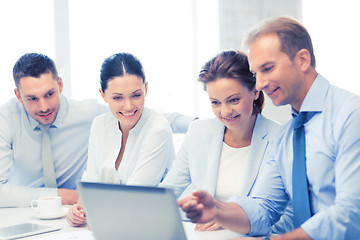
[230,74,360,239]
[161,112,195,134]
[0,95,108,207]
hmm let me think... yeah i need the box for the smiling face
[14,72,63,125]
[249,33,307,111]
[207,78,258,131]
[100,74,147,132]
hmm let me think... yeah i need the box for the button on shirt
[0,95,108,207]
[230,74,360,239]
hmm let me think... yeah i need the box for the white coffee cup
[31,196,62,215]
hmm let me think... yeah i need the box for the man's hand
[177,190,218,223]
[179,190,252,234]
[195,222,224,231]
[58,189,79,205]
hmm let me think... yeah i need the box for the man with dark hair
[178,16,360,240]
[0,53,108,207]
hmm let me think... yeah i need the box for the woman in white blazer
[160,50,291,233]
[161,114,278,200]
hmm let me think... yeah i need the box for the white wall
[303,0,360,95]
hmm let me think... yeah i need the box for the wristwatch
[261,236,271,240]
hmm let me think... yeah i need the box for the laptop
[77,182,187,240]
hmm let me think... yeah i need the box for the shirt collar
[130,107,148,133]
[112,107,149,134]
[291,74,329,116]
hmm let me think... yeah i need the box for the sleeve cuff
[228,195,272,236]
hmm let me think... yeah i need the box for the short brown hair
[198,50,264,115]
[244,16,316,67]
[13,53,59,88]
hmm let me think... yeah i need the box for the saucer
[32,207,68,220]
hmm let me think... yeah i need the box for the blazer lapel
[240,114,269,196]
[206,120,225,196]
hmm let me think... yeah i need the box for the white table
[0,207,247,239]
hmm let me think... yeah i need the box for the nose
[255,73,269,92]
[38,98,50,112]
[220,104,232,117]
[124,98,134,110]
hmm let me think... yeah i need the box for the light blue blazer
[160,114,280,199]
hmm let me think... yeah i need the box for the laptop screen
[77,182,187,240]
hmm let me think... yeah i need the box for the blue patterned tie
[292,111,316,228]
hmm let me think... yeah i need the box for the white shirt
[215,143,250,202]
[82,107,175,186]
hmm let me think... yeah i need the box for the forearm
[57,189,79,205]
[214,200,251,234]
[0,184,56,207]
[269,228,311,240]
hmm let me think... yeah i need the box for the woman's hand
[66,203,87,227]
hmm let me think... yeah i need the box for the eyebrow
[251,62,273,74]
[209,93,240,101]
[260,61,274,68]
[226,93,240,100]
[24,89,55,98]
[111,89,143,96]
[24,94,37,98]
[132,89,142,94]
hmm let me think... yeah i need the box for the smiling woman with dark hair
[67,53,175,227]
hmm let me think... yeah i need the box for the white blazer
[160,114,280,199]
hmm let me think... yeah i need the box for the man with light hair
[178,16,360,240]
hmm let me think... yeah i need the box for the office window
[303,0,360,94]
[0,0,56,104]
[5,1,358,113]
[68,0,219,118]
[0,0,219,119]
